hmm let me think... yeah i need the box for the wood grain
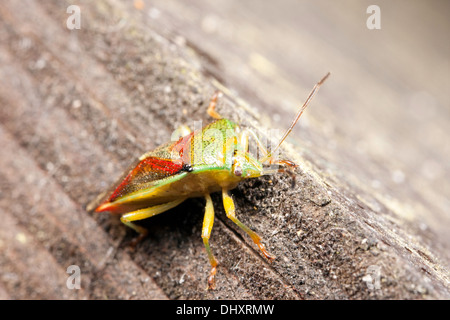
[0,0,448,299]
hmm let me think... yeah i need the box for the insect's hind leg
[120,198,187,245]
[222,188,275,260]
[202,193,219,289]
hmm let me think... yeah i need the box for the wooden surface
[0,0,449,299]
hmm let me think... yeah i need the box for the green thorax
[187,119,238,169]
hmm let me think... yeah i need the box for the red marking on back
[106,157,184,203]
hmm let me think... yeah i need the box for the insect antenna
[259,72,330,164]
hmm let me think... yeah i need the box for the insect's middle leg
[207,91,222,120]
[222,188,275,260]
[120,198,186,244]
[202,193,219,289]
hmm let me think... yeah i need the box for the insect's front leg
[202,193,219,290]
[222,189,275,261]
[238,128,269,160]
[120,198,186,246]
[239,128,298,186]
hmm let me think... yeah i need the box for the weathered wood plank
[0,0,448,299]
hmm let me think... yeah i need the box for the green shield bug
[94,72,330,289]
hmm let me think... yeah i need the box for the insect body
[94,73,330,289]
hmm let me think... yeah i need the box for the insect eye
[234,165,243,177]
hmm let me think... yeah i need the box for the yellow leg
[207,91,222,120]
[120,198,186,244]
[202,193,219,289]
[222,189,275,260]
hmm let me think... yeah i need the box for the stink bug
[94,73,330,289]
